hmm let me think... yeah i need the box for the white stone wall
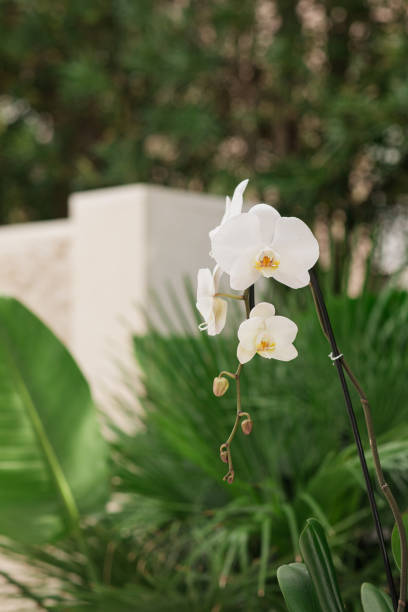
[0,184,224,407]
[0,220,72,343]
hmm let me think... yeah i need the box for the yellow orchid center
[254,253,280,270]
[256,339,276,353]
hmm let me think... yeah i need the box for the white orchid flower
[237,302,298,364]
[196,266,227,336]
[211,203,319,291]
[209,179,249,243]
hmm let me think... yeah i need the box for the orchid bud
[223,470,234,484]
[241,418,253,435]
[226,471,235,484]
[213,376,229,397]
[219,443,228,464]
[220,449,228,464]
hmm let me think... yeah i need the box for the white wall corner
[69,184,149,408]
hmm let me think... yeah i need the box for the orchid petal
[212,213,261,273]
[238,317,264,348]
[237,343,257,364]
[216,196,232,231]
[265,315,298,344]
[257,348,276,359]
[209,179,249,242]
[196,296,213,322]
[271,255,311,289]
[196,267,227,336]
[273,217,319,270]
[250,302,276,319]
[197,268,215,299]
[205,311,217,335]
[249,204,280,244]
[212,264,223,291]
[212,298,227,335]
[229,248,261,290]
[229,179,249,216]
[272,343,298,361]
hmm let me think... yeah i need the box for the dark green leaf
[391,513,408,572]
[361,583,394,612]
[277,563,322,612]
[299,518,343,612]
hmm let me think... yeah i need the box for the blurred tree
[0,0,408,233]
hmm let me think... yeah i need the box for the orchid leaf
[277,562,322,612]
[391,513,408,571]
[361,583,394,611]
[299,518,343,612]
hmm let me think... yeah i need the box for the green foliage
[391,513,408,572]
[298,519,343,611]
[0,283,407,609]
[107,281,408,607]
[1,1,408,228]
[277,563,322,612]
[278,519,393,612]
[0,297,109,543]
[361,583,394,612]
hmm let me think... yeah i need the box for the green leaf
[361,583,394,611]
[391,513,408,571]
[277,563,323,612]
[299,518,343,612]
[0,297,109,543]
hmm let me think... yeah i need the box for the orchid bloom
[211,203,319,291]
[237,302,298,364]
[209,179,249,242]
[196,266,227,336]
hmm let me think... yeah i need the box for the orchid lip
[256,340,276,353]
[254,249,280,271]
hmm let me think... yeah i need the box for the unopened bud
[213,376,229,397]
[219,444,228,464]
[241,418,253,435]
[220,450,228,463]
[223,470,235,484]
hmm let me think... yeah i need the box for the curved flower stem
[309,268,398,610]
[221,286,255,483]
[342,358,407,612]
[214,292,245,300]
[223,364,243,484]
[219,370,238,380]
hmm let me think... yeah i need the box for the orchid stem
[342,358,407,612]
[221,286,255,483]
[309,268,398,610]
[219,370,238,380]
[214,292,245,301]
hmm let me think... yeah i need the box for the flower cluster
[197,180,319,362]
[196,180,319,482]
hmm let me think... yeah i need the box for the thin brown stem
[243,289,251,318]
[218,370,237,380]
[222,362,243,484]
[221,291,250,484]
[342,359,407,611]
[214,292,245,301]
